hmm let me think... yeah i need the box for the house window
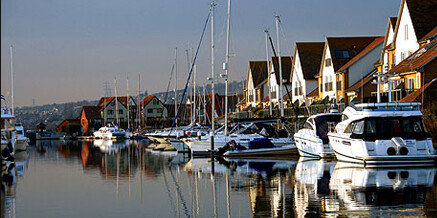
[407,77,414,90]
[404,24,408,40]
[157,108,163,113]
[118,109,123,115]
[148,109,154,113]
[325,58,332,67]
[337,80,342,90]
[108,110,114,115]
[401,52,406,61]
[320,83,323,92]
[334,50,350,59]
[416,74,421,89]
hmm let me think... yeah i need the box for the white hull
[294,132,334,158]
[224,145,297,158]
[329,136,437,166]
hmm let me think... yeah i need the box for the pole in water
[210,1,216,156]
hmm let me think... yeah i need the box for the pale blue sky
[1,0,399,107]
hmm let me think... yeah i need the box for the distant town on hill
[16,80,245,131]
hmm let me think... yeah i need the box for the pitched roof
[272,56,292,84]
[400,78,437,102]
[97,96,133,109]
[139,95,156,107]
[337,37,385,73]
[295,42,325,80]
[390,39,437,74]
[345,70,377,93]
[82,106,101,119]
[326,36,381,72]
[405,0,437,42]
[248,61,268,87]
[419,26,437,43]
[390,17,398,31]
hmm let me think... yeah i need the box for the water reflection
[330,162,436,217]
[1,140,437,217]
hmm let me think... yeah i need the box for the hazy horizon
[1,0,399,107]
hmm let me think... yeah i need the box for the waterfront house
[139,95,168,128]
[245,61,268,107]
[79,106,102,135]
[390,37,437,98]
[379,0,437,100]
[317,36,381,102]
[336,37,385,103]
[269,56,292,106]
[290,42,324,105]
[97,96,137,129]
[57,118,81,134]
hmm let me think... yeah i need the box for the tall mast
[275,16,284,117]
[193,52,197,124]
[264,30,272,116]
[127,78,130,130]
[114,77,118,126]
[9,46,14,115]
[210,1,216,153]
[223,0,231,136]
[174,48,178,127]
[186,49,193,125]
[138,73,141,129]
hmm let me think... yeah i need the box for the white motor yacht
[14,123,29,151]
[294,111,341,158]
[328,102,436,166]
[183,123,295,156]
[93,124,129,140]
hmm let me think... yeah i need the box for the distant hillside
[153,80,246,104]
[16,80,245,131]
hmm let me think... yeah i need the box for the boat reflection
[294,158,337,217]
[329,162,436,216]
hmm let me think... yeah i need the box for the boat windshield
[350,116,430,140]
[315,115,342,144]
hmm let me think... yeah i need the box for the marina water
[2,139,437,217]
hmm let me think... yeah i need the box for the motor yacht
[328,102,436,166]
[93,124,129,140]
[14,123,29,151]
[294,111,341,158]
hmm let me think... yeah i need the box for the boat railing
[354,102,421,111]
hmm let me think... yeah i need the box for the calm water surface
[2,140,437,217]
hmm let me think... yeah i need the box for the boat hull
[224,145,298,158]
[329,134,437,166]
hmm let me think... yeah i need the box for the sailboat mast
[193,54,197,124]
[265,30,273,117]
[174,48,178,127]
[127,78,130,130]
[210,1,216,152]
[223,0,231,136]
[275,16,284,117]
[138,73,141,129]
[115,78,119,126]
[9,46,14,115]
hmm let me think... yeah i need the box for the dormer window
[334,50,350,59]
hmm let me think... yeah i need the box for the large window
[349,117,429,140]
[416,74,421,89]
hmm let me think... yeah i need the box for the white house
[97,96,137,129]
[140,95,168,127]
[291,42,324,105]
[245,61,268,107]
[318,37,380,101]
[269,56,292,104]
